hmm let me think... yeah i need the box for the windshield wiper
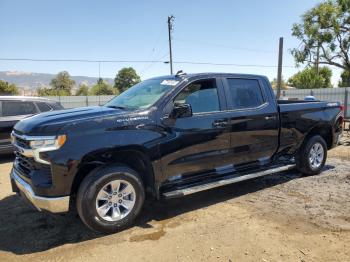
[106,105,128,110]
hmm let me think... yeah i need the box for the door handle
[265,115,276,120]
[213,119,228,128]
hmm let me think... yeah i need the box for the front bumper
[10,168,70,213]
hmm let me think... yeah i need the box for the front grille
[14,136,30,149]
[12,132,53,188]
[15,151,35,177]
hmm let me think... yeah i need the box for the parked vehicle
[0,96,63,154]
[9,73,343,233]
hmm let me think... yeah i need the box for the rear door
[222,77,279,166]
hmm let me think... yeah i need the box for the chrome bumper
[11,168,70,213]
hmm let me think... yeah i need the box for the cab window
[226,79,264,109]
[2,101,37,116]
[174,79,220,114]
[36,102,52,112]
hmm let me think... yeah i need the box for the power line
[173,38,277,54]
[140,24,168,72]
[140,52,169,74]
[172,61,294,68]
[0,58,165,63]
[0,57,295,68]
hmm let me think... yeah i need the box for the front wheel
[296,135,327,176]
[76,165,145,234]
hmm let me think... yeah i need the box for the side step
[162,164,296,199]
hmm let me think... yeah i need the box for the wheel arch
[71,145,157,199]
[302,124,333,150]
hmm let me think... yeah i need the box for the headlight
[12,132,67,165]
[29,135,67,150]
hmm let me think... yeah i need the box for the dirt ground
[0,139,350,261]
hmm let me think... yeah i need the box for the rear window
[36,102,52,112]
[226,79,264,109]
[2,101,37,116]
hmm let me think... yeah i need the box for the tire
[76,164,145,234]
[296,135,327,176]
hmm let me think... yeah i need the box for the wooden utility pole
[167,15,174,75]
[276,37,283,99]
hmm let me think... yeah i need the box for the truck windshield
[105,78,180,110]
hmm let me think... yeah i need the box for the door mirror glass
[170,103,192,118]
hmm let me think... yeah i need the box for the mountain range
[0,71,114,91]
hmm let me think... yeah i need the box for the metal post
[98,61,101,96]
[276,37,283,99]
[345,88,349,118]
[167,15,174,75]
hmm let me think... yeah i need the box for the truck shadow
[0,165,334,255]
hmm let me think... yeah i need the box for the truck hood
[14,106,132,135]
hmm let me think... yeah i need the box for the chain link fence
[46,87,350,118]
[45,95,115,109]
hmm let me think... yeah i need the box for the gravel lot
[0,142,349,262]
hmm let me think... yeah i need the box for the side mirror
[170,103,192,118]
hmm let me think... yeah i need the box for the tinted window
[227,79,264,109]
[36,102,52,112]
[174,79,220,113]
[2,101,37,116]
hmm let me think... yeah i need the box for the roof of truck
[150,72,269,80]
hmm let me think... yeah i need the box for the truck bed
[276,100,342,157]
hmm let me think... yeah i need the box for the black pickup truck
[10,73,343,233]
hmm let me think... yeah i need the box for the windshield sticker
[161,80,179,86]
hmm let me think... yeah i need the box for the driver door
[159,78,234,183]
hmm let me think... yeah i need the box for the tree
[114,67,141,93]
[288,66,333,89]
[90,78,116,95]
[270,77,287,89]
[37,86,67,96]
[0,80,19,95]
[50,71,75,95]
[291,0,350,85]
[338,70,350,87]
[76,83,89,96]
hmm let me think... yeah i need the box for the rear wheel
[296,135,327,176]
[76,165,145,234]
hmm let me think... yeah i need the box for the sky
[0,0,342,85]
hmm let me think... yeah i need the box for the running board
[162,164,296,199]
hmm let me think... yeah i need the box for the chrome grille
[14,151,35,176]
[14,135,30,149]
